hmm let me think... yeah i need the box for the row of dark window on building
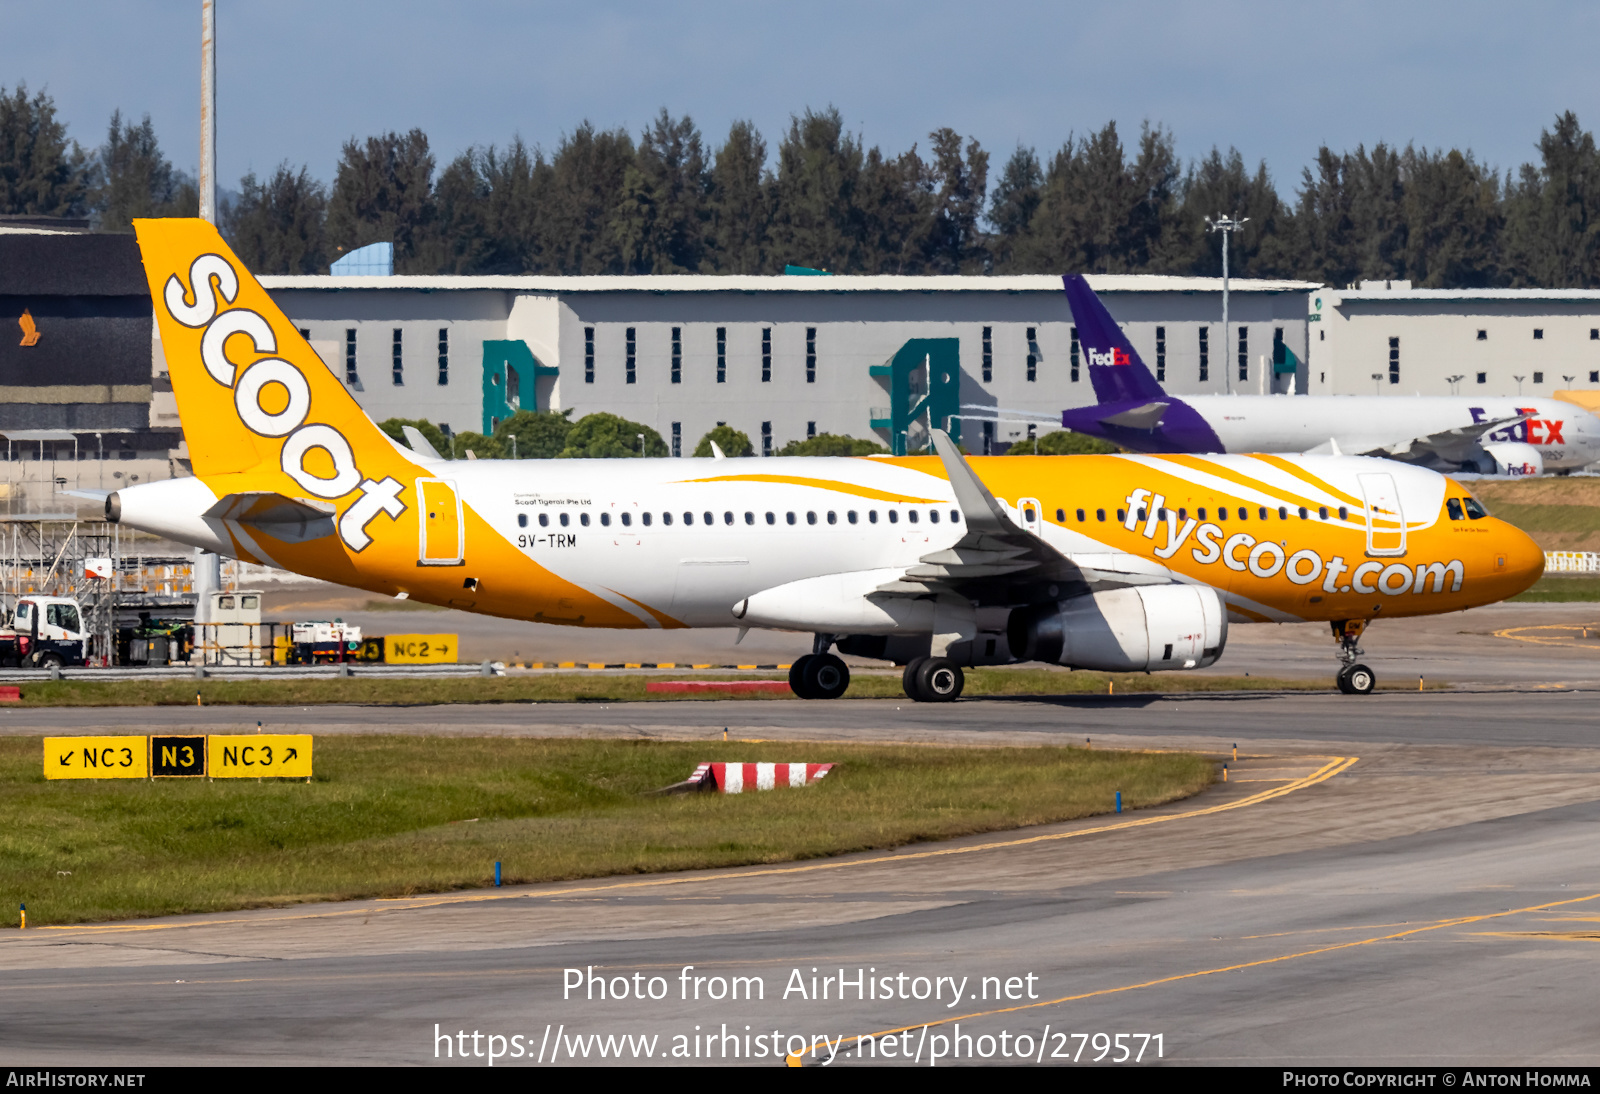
[517,507,964,529]
[299,328,451,387]
[979,326,1283,384]
[586,326,815,386]
[1387,336,1600,386]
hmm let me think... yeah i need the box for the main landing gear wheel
[801,653,849,700]
[1337,663,1376,695]
[789,655,814,698]
[903,656,964,702]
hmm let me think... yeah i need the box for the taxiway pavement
[5,689,1600,1066]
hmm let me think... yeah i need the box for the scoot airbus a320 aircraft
[109,220,1546,699]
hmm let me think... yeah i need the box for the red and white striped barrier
[700,762,834,794]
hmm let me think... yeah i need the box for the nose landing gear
[1332,619,1376,695]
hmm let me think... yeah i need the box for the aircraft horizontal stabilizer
[400,425,444,460]
[1097,400,1169,430]
[203,492,337,544]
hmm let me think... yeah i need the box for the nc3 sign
[45,734,313,779]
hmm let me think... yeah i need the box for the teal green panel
[869,338,960,455]
[480,339,556,433]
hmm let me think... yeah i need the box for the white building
[253,273,1316,455]
[1308,281,1600,399]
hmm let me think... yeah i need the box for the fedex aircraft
[107,220,1544,700]
[1059,275,1600,476]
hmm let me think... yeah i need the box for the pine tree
[1286,147,1352,286]
[987,146,1042,272]
[91,110,197,232]
[1347,144,1407,281]
[0,84,88,217]
[326,129,439,273]
[706,120,771,273]
[612,110,709,274]
[543,122,635,274]
[768,107,863,272]
[923,128,990,273]
[1017,122,1149,273]
[1400,146,1501,288]
[1172,147,1288,277]
[1503,112,1600,287]
[223,163,328,274]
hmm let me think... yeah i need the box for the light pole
[1205,213,1249,395]
[1514,375,1526,395]
[1447,374,1464,395]
[637,433,645,457]
[1564,375,1576,386]
[1371,372,1383,396]
[199,0,216,224]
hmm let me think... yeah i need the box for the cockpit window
[1464,497,1489,520]
[1446,498,1465,521]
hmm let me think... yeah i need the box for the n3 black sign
[151,735,207,777]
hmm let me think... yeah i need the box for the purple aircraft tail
[1062,275,1168,404]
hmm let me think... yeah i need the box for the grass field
[1508,575,1600,602]
[0,736,1212,926]
[1,668,1357,707]
[1469,478,1600,552]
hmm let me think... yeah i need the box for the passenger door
[1018,497,1043,537]
[417,479,464,565]
[1358,473,1406,557]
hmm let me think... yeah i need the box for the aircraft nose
[1498,524,1545,596]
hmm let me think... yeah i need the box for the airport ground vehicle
[0,595,90,668]
[1055,275,1600,476]
[104,220,1546,699]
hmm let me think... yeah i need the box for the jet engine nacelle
[1006,584,1227,672]
[1478,442,1544,477]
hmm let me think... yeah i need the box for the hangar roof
[260,273,1321,295]
[0,233,146,296]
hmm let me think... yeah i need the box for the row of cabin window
[1053,504,1352,524]
[517,508,964,529]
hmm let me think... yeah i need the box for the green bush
[558,413,669,458]
[777,433,888,456]
[693,425,754,457]
[450,430,506,459]
[494,409,574,459]
[1006,430,1121,455]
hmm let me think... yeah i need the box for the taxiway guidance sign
[42,735,313,779]
[206,735,313,778]
[151,735,206,777]
[45,736,149,779]
[384,633,457,663]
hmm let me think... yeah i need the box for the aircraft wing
[1358,412,1532,464]
[871,429,1171,605]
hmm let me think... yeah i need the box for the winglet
[929,428,1018,535]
